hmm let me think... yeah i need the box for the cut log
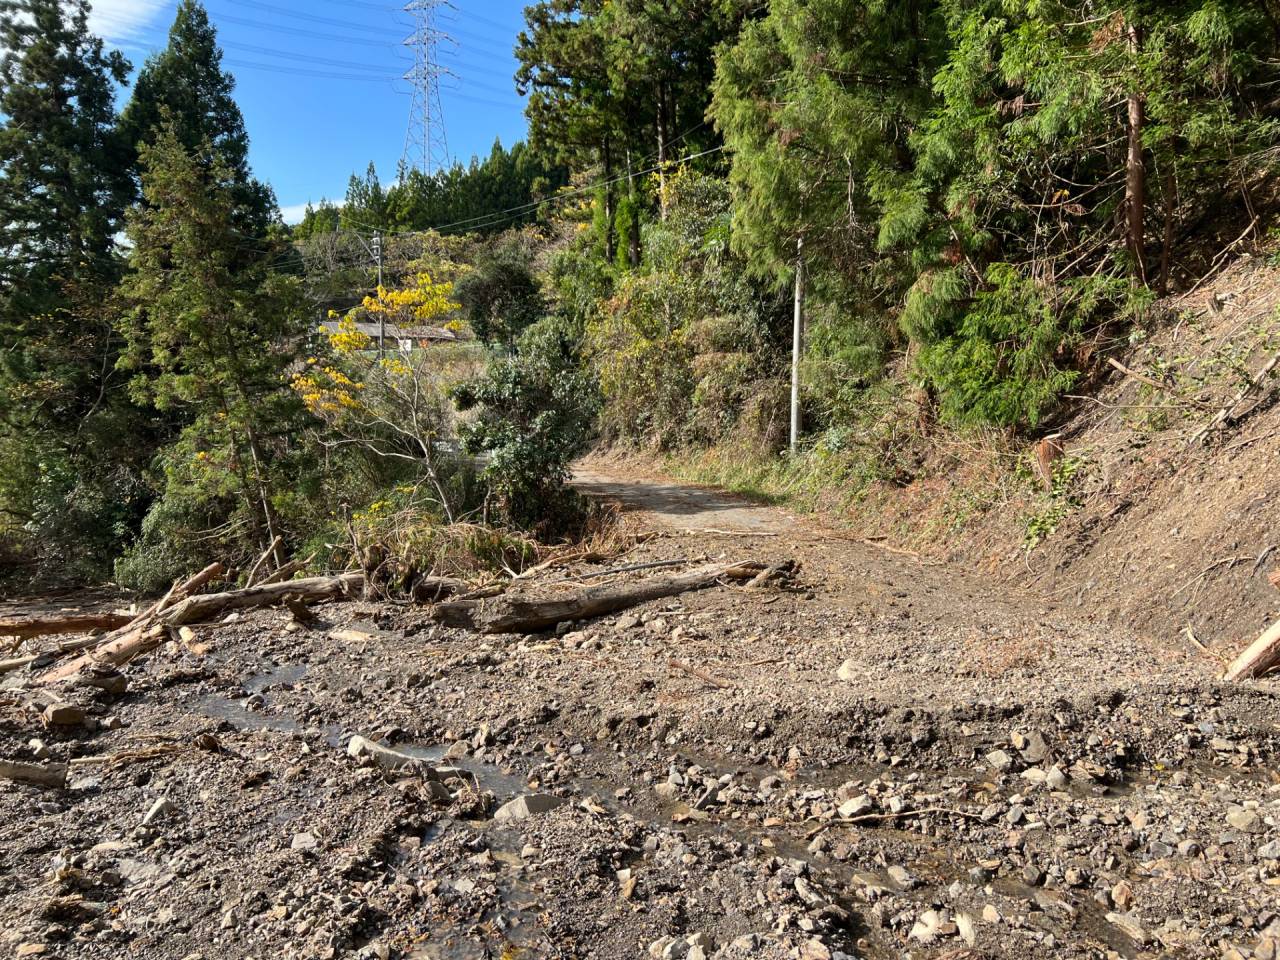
[37,573,364,685]
[0,758,68,789]
[432,561,772,634]
[1223,617,1280,682]
[0,613,133,642]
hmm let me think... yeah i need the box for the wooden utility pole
[373,231,385,355]
[790,236,805,454]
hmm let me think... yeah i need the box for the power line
[221,40,407,73]
[224,0,403,36]
[209,11,405,49]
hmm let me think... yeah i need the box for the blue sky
[89,0,531,222]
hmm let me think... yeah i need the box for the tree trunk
[1125,24,1148,285]
[431,561,772,634]
[657,89,669,221]
[1224,617,1280,681]
[602,136,617,263]
[1158,165,1175,295]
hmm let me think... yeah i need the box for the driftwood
[1223,617,1280,681]
[0,613,134,642]
[431,561,774,634]
[0,654,39,675]
[0,758,68,789]
[258,552,317,588]
[38,572,364,685]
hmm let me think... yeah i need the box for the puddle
[395,743,533,801]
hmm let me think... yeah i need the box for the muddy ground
[2,470,1279,960]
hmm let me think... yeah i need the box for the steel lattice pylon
[401,0,453,176]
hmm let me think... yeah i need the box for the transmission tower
[401,0,454,176]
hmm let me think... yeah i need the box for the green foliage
[336,140,566,235]
[0,0,146,578]
[116,123,307,583]
[453,317,600,531]
[454,233,546,348]
[1023,453,1086,549]
[119,0,275,235]
[586,167,790,450]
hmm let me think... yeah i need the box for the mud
[1,471,1278,959]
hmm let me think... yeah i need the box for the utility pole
[790,236,805,455]
[402,0,455,176]
[372,230,385,356]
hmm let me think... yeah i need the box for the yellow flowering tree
[292,276,481,521]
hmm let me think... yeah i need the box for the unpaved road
[2,467,1278,960]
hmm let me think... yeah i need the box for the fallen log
[432,561,773,634]
[0,758,68,789]
[0,654,39,675]
[245,536,284,587]
[37,573,364,685]
[1223,617,1280,682]
[160,572,364,626]
[0,613,133,642]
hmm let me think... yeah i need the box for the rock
[142,797,175,826]
[982,904,1002,924]
[837,795,873,818]
[16,945,47,957]
[347,736,423,773]
[291,832,317,851]
[910,909,943,943]
[1045,765,1069,791]
[1227,808,1264,834]
[1016,730,1050,763]
[956,912,976,946]
[1022,863,1045,887]
[986,750,1014,773]
[616,614,640,631]
[1106,912,1151,944]
[654,783,679,801]
[42,703,86,727]
[1177,839,1202,858]
[28,738,51,761]
[887,865,918,890]
[1258,840,1280,860]
[686,933,713,951]
[1111,880,1134,911]
[493,793,566,823]
[837,660,858,682]
[81,666,128,696]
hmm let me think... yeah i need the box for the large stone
[493,793,567,824]
[1227,808,1264,835]
[985,750,1014,773]
[836,660,858,682]
[838,795,873,818]
[42,703,86,727]
[142,797,175,826]
[1258,840,1280,860]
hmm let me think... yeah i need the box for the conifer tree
[119,0,275,235]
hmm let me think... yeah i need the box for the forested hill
[291,140,567,240]
[2,0,1279,595]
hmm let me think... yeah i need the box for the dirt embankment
[1,473,1278,960]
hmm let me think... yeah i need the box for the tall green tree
[0,0,145,577]
[119,0,274,235]
[116,123,305,587]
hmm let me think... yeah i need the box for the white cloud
[279,203,313,226]
[86,0,171,45]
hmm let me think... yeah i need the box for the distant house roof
[319,321,467,343]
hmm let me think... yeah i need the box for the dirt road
[1,466,1278,960]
